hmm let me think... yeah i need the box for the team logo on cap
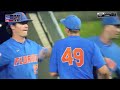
[5,14,21,22]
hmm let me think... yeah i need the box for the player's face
[105,25,120,39]
[12,21,29,37]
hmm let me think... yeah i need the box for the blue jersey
[0,65,8,79]
[0,38,43,79]
[49,36,106,79]
[88,36,120,66]
[88,36,120,77]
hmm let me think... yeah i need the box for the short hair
[68,28,80,33]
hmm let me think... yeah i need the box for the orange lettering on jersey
[14,54,38,66]
[19,57,24,65]
[23,56,28,64]
[30,54,38,62]
[34,54,38,62]
[31,54,34,62]
[27,55,31,63]
[14,57,20,66]
[36,55,38,62]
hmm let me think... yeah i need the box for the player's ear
[10,24,15,30]
[65,28,69,33]
[64,28,69,35]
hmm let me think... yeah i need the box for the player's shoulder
[26,39,39,44]
[79,37,99,50]
[26,39,34,43]
[87,36,98,41]
[52,38,66,48]
[26,39,43,47]
[0,39,12,53]
[0,38,11,48]
[54,38,64,44]
[80,37,95,44]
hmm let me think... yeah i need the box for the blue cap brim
[60,19,65,24]
[20,19,33,22]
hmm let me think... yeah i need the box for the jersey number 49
[61,47,84,67]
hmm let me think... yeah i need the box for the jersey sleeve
[92,43,106,69]
[0,51,10,67]
[49,43,58,73]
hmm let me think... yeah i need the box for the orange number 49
[61,47,84,67]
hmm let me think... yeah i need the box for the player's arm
[97,65,112,79]
[40,47,52,58]
[0,52,10,67]
[38,47,52,61]
[50,72,58,77]
[92,43,111,79]
[104,57,120,78]
[49,43,58,77]
[45,47,52,58]
[104,57,117,71]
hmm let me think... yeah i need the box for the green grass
[59,20,102,37]
[59,20,120,46]
[80,21,102,37]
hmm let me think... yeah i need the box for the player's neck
[99,33,112,45]
[12,35,26,43]
[68,33,80,36]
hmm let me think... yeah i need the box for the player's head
[7,12,32,38]
[102,16,120,39]
[60,15,81,36]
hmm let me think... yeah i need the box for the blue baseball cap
[8,12,32,25]
[60,15,81,30]
[102,16,120,25]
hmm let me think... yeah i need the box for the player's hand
[38,47,51,61]
[104,57,117,72]
[38,48,46,61]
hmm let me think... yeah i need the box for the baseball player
[0,12,51,79]
[49,15,111,79]
[88,16,120,79]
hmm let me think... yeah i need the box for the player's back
[52,36,105,79]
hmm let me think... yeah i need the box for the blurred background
[54,11,120,45]
[0,11,120,79]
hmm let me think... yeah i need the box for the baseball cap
[8,12,32,25]
[60,15,81,30]
[102,16,120,25]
